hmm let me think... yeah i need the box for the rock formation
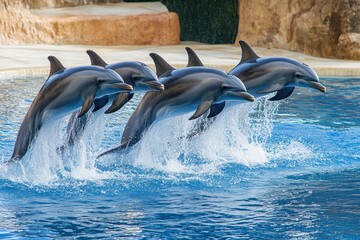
[0,0,54,44]
[236,0,360,60]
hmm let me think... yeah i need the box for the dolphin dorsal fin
[239,40,260,63]
[86,50,108,67]
[149,53,175,77]
[48,56,66,77]
[185,47,204,67]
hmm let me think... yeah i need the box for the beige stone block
[42,12,180,45]
[0,1,180,46]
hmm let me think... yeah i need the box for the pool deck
[1,43,360,78]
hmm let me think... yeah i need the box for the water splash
[0,113,114,185]
[0,97,318,186]
[120,98,316,173]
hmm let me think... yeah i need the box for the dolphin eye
[295,73,302,78]
[222,84,234,90]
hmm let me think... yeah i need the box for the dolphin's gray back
[229,58,301,96]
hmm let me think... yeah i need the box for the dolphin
[97,52,254,158]
[9,56,133,162]
[185,41,326,117]
[230,40,326,100]
[184,42,327,137]
[87,50,164,114]
[63,50,164,148]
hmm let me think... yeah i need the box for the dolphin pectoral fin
[105,93,134,114]
[208,101,226,118]
[256,83,285,94]
[78,96,95,118]
[93,95,109,112]
[189,99,214,120]
[269,87,295,101]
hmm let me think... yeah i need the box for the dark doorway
[125,0,239,44]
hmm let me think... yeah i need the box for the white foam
[0,97,319,185]
[266,140,318,162]
[124,99,284,173]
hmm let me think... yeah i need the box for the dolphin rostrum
[63,50,164,148]
[9,56,133,162]
[98,52,254,158]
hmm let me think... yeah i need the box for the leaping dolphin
[185,41,326,117]
[9,56,133,162]
[230,40,326,101]
[98,52,254,158]
[64,50,164,148]
[86,50,164,114]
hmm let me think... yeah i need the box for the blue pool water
[0,76,359,239]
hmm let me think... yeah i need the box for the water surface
[0,76,359,239]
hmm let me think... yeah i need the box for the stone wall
[236,0,360,60]
[0,0,54,44]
